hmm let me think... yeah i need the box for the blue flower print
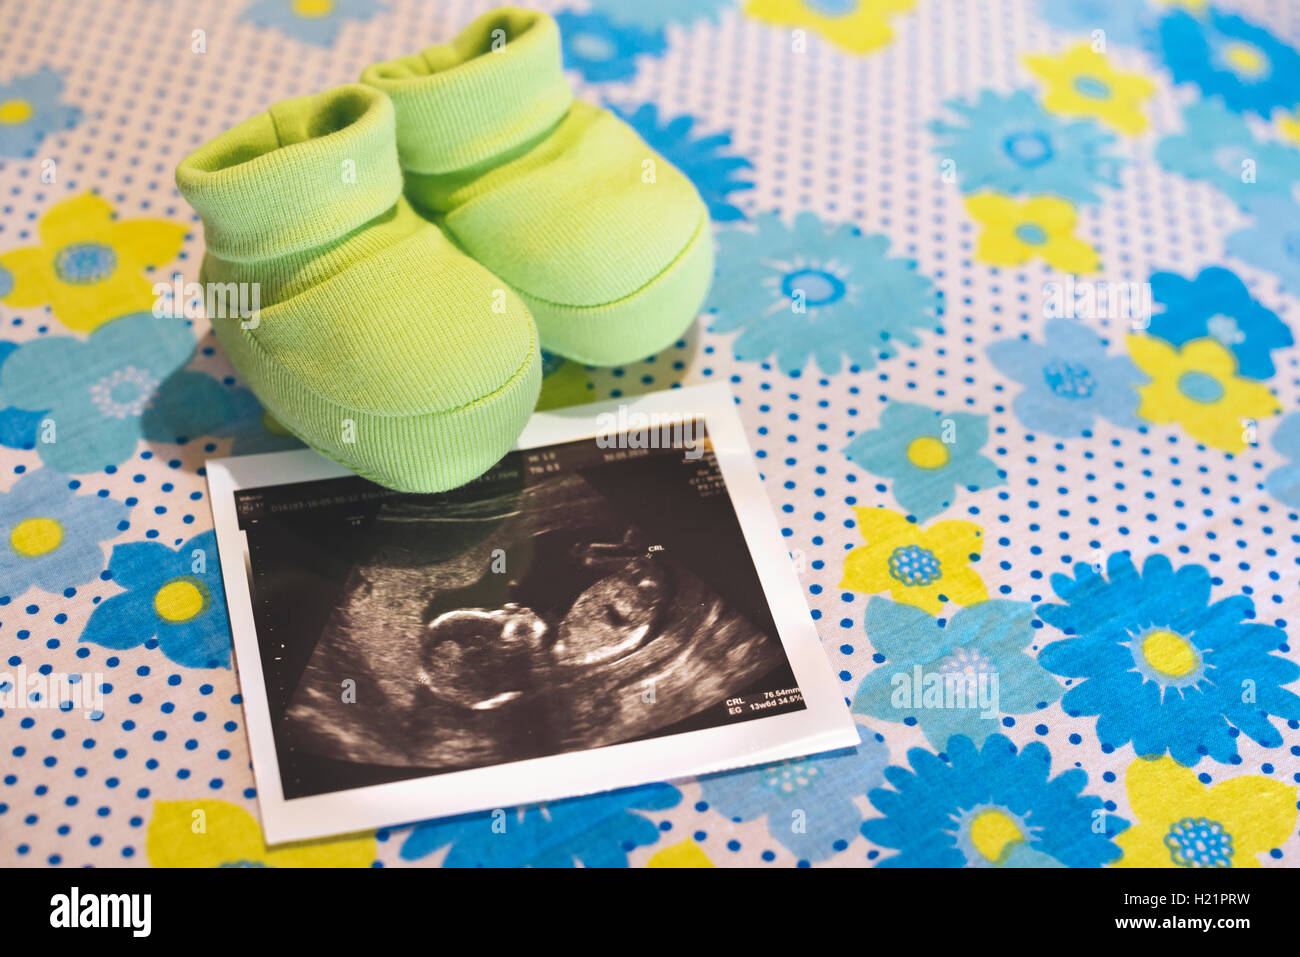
[79,530,232,669]
[239,0,386,48]
[1155,101,1300,213]
[554,10,668,84]
[0,341,43,451]
[986,317,1145,437]
[610,102,754,221]
[0,67,82,159]
[1147,266,1293,380]
[139,369,302,455]
[1226,199,1300,296]
[0,262,12,298]
[0,313,198,473]
[707,212,938,375]
[843,402,1004,522]
[210,388,305,456]
[398,782,680,867]
[863,734,1127,867]
[1037,551,1300,766]
[1154,8,1300,117]
[1265,412,1300,508]
[1035,0,1154,50]
[853,599,1062,751]
[0,470,128,601]
[138,369,245,448]
[586,0,733,31]
[929,89,1124,204]
[698,721,889,863]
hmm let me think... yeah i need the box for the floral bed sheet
[1,0,1299,868]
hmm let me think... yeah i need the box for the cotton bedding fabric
[1,0,1299,868]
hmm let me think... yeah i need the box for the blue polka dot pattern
[1,0,1299,868]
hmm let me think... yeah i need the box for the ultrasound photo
[233,423,805,800]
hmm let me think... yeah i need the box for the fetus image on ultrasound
[235,427,802,799]
[421,529,672,711]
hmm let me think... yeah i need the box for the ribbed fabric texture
[360,7,572,176]
[361,8,714,366]
[176,86,402,264]
[175,84,541,493]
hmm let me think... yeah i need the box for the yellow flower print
[1127,336,1280,453]
[0,99,34,124]
[1277,108,1300,146]
[0,192,186,333]
[840,507,987,614]
[1115,757,1297,868]
[292,0,335,16]
[646,839,715,867]
[965,193,1100,274]
[146,799,376,867]
[745,0,916,56]
[1024,44,1157,135]
[536,356,595,411]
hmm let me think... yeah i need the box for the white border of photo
[205,383,858,845]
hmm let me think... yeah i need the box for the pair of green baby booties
[176,7,712,492]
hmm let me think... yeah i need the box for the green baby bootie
[361,7,713,367]
[176,84,541,492]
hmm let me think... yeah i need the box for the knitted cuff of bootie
[359,7,572,176]
[175,84,402,262]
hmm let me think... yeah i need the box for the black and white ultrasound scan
[208,387,856,842]
[234,425,804,798]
